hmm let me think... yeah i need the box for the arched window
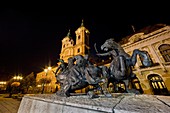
[77,48,80,53]
[78,36,80,40]
[148,74,169,95]
[159,44,170,62]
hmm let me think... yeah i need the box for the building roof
[137,23,166,34]
[119,23,167,44]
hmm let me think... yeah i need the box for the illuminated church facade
[36,21,170,95]
[59,20,90,62]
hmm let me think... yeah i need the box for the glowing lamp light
[48,67,52,70]
[0,81,6,84]
[44,66,52,73]
[13,76,23,80]
[44,69,48,73]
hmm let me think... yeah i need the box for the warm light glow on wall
[37,85,41,87]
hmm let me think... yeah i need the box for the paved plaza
[0,94,21,113]
[1,93,170,113]
[18,93,170,113]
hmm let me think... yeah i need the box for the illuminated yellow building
[36,68,57,93]
[60,20,90,62]
[0,81,7,91]
[120,24,170,95]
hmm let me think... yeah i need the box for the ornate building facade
[36,22,170,95]
[120,24,170,95]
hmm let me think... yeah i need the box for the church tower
[59,20,90,62]
[60,29,74,62]
[74,20,90,56]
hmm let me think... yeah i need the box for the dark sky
[0,5,169,80]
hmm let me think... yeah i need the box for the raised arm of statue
[96,52,111,57]
[96,49,117,57]
[55,59,68,76]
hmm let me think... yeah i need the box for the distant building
[36,22,170,95]
[0,81,7,92]
[0,72,10,93]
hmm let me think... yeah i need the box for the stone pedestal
[17,93,170,113]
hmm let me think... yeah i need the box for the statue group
[54,38,152,98]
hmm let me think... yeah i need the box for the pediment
[128,32,144,44]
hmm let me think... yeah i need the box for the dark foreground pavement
[0,94,21,113]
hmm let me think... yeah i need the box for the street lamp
[48,66,52,70]
[13,76,23,80]
[44,66,52,75]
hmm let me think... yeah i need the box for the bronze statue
[55,59,68,75]
[96,38,152,93]
[55,38,152,98]
[55,55,109,98]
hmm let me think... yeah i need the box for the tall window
[78,36,80,40]
[77,48,80,53]
[131,76,143,94]
[159,44,170,62]
[148,74,169,95]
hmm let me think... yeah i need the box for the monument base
[18,93,170,113]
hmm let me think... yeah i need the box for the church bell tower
[74,20,90,56]
[60,29,74,62]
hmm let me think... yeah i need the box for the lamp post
[41,66,52,94]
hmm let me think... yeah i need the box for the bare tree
[22,72,36,93]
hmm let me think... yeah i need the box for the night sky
[0,5,169,80]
